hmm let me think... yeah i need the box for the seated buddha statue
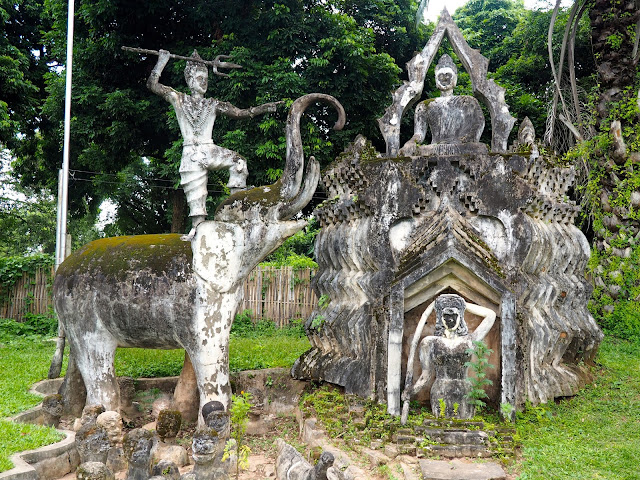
[400,54,487,156]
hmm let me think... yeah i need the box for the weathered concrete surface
[419,459,506,480]
[275,438,334,480]
[292,131,601,414]
[293,13,600,415]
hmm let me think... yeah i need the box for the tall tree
[453,0,594,138]
[12,0,425,236]
[0,0,51,153]
[547,0,640,339]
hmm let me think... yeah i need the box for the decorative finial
[436,54,457,74]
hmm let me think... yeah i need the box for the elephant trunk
[281,94,346,201]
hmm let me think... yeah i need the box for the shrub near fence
[1,262,317,326]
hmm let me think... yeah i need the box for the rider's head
[185,50,208,96]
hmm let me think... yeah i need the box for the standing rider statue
[147,49,281,239]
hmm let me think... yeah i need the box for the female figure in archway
[401,293,495,423]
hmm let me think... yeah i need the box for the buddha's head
[185,50,209,96]
[435,54,458,96]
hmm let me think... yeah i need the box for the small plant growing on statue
[500,402,515,422]
[318,294,330,309]
[223,391,252,479]
[464,340,495,410]
[453,402,460,417]
[310,314,326,330]
[438,398,446,418]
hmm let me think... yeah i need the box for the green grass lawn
[516,337,640,480]
[0,326,310,472]
[0,336,66,471]
[2,327,639,477]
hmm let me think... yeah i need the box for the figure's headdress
[184,50,208,84]
[436,54,458,74]
[434,293,468,337]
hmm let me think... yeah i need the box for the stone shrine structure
[292,9,603,416]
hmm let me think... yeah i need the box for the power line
[67,175,329,200]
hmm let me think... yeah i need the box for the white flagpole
[55,0,75,269]
[50,0,75,379]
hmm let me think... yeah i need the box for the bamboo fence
[0,267,55,322]
[241,266,317,327]
[1,265,317,326]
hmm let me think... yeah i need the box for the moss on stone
[215,180,285,216]
[57,234,192,282]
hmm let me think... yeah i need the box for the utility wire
[67,175,329,200]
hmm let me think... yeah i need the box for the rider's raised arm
[146,49,178,104]
[216,100,282,120]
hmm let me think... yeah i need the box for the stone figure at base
[400,54,486,157]
[401,294,496,423]
[147,49,281,239]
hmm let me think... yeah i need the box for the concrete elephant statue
[53,94,345,426]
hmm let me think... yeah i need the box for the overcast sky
[422,0,575,21]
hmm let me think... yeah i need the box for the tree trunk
[588,0,640,322]
[170,188,187,234]
[589,0,640,121]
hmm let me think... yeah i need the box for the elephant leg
[66,320,120,412]
[186,337,233,428]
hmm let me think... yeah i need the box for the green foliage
[310,294,330,330]
[223,392,253,478]
[231,310,276,338]
[464,340,495,411]
[606,32,624,50]
[453,0,595,137]
[0,0,51,151]
[317,294,330,309]
[301,386,399,446]
[567,83,640,340]
[500,402,515,422]
[231,309,305,338]
[0,313,57,339]
[0,254,53,290]
[11,0,425,234]
[262,218,320,265]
